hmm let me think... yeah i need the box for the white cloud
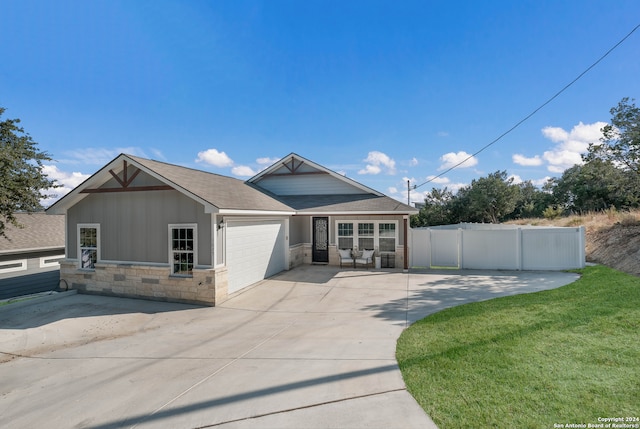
[541,121,607,173]
[402,176,417,186]
[389,176,457,204]
[391,175,466,203]
[60,147,148,165]
[437,131,450,137]
[231,165,256,176]
[543,150,583,173]
[409,157,418,166]
[512,154,543,166]
[423,180,467,194]
[531,176,552,187]
[195,150,276,176]
[150,148,166,161]
[388,185,422,205]
[389,176,452,203]
[358,151,396,175]
[438,151,478,171]
[408,189,423,205]
[541,126,569,143]
[426,175,450,185]
[43,164,89,188]
[509,174,524,184]
[447,182,469,193]
[196,149,234,167]
[256,157,278,165]
[41,164,91,206]
[359,164,381,175]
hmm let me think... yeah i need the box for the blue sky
[2,0,639,206]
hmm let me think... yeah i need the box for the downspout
[403,216,409,272]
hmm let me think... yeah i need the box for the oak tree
[0,107,57,238]
[585,97,640,173]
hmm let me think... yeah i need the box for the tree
[550,159,640,213]
[585,97,640,173]
[509,180,553,220]
[0,107,57,238]
[458,171,521,223]
[411,187,455,227]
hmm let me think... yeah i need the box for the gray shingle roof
[278,194,417,213]
[0,212,65,254]
[130,155,417,214]
[47,153,417,216]
[128,156,295,212]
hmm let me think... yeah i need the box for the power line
[413,23,640,192]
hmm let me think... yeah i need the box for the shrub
[543,205,563,219]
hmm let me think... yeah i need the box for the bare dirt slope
[510,209,640,276]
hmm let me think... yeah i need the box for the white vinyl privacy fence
[410,223,586,271]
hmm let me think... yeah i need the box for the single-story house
[46,153,418,305]
[0,212,65,299]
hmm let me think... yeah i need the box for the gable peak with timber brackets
[79,160,174,194]
[247,153,384,197]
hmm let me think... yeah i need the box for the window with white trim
[78,224,100,269]
[170,224,196,276]
[0,259,27,274]
[378,223,396,252]
[335,220,398,253]
[358,223,374,250]
[40,255,65,268]
[337,223,353,250]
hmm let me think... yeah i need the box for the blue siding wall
[0,251,64,299]
[0,270,60,299]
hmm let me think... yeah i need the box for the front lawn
[397,265,639,428]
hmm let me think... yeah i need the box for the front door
[312,217,329,263]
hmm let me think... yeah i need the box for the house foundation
[59,260,221,306]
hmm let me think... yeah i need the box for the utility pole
[407,179,410,206]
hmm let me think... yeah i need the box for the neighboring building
[0,212,65,299]
[46,153,418,305]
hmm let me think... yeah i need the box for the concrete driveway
[0,266,579,428]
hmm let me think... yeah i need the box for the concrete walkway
[0,266,579,428]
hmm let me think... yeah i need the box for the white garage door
[226,219,286,294]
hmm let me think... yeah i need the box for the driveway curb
[0,290,77,312]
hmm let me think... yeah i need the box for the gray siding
[257,175,364,196]
[216,223,224,266]
[67,181,212,266]
[289,216,309,245]
[0,250,64,299]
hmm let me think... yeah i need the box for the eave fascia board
[46,205,68,215]
[0,246,66,256]
[218,209,296,216]
[292,210,419,216]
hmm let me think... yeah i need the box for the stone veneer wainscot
[59,260,227,306]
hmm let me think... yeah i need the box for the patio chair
[355,249,375,269]
[338,248,354,268]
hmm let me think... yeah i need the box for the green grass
[397,265,640,428]
[0,295,41,306]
